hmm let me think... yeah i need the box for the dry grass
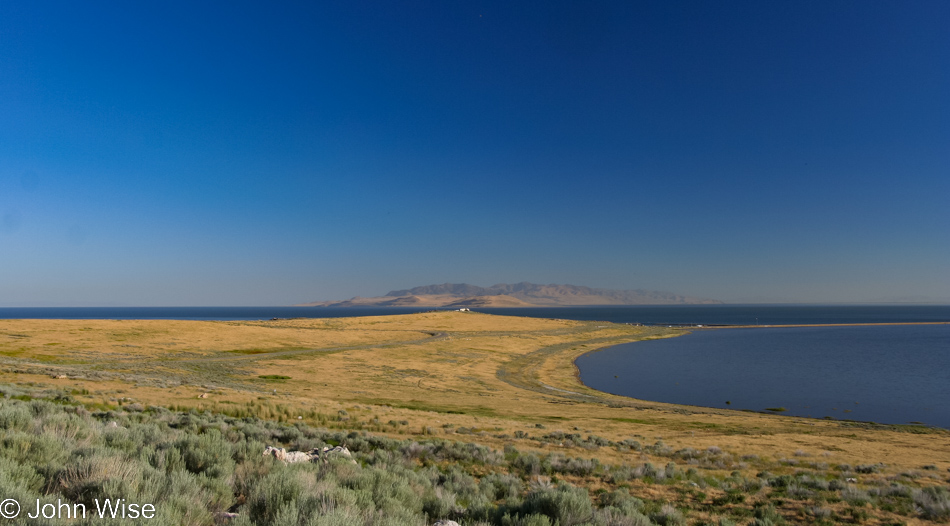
[1,311,948,476]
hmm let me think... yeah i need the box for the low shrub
[913,486,950,520]
[750,503,786,526]
[650,503,685,526]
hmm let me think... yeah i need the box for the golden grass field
[1,311,947,477]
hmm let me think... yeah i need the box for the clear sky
[1,1,948,306]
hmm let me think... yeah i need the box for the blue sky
[1,1,948,306]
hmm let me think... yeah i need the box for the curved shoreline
[569,322,950,430]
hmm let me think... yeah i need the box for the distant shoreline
[2,305,949,325]
[704,321,950,328]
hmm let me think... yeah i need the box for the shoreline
[4,304,950,326]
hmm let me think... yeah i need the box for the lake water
[477,304,950,326]
[576,323,950,429]
[0,306,430,320]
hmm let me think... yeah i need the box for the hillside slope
[299,282,721,307]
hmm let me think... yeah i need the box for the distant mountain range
[298,282,722,307]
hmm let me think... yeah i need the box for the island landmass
[298,282,723,308]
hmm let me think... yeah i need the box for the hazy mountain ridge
[301,282,721,307]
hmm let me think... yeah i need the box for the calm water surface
[576,324,950,428]
[0,306,429,320]
[479,305,950,325]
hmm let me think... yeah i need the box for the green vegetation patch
[354,397,499,417]
[608,417,655,425]
[257,375,292,380]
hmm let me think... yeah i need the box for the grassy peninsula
[1,312,948,525]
